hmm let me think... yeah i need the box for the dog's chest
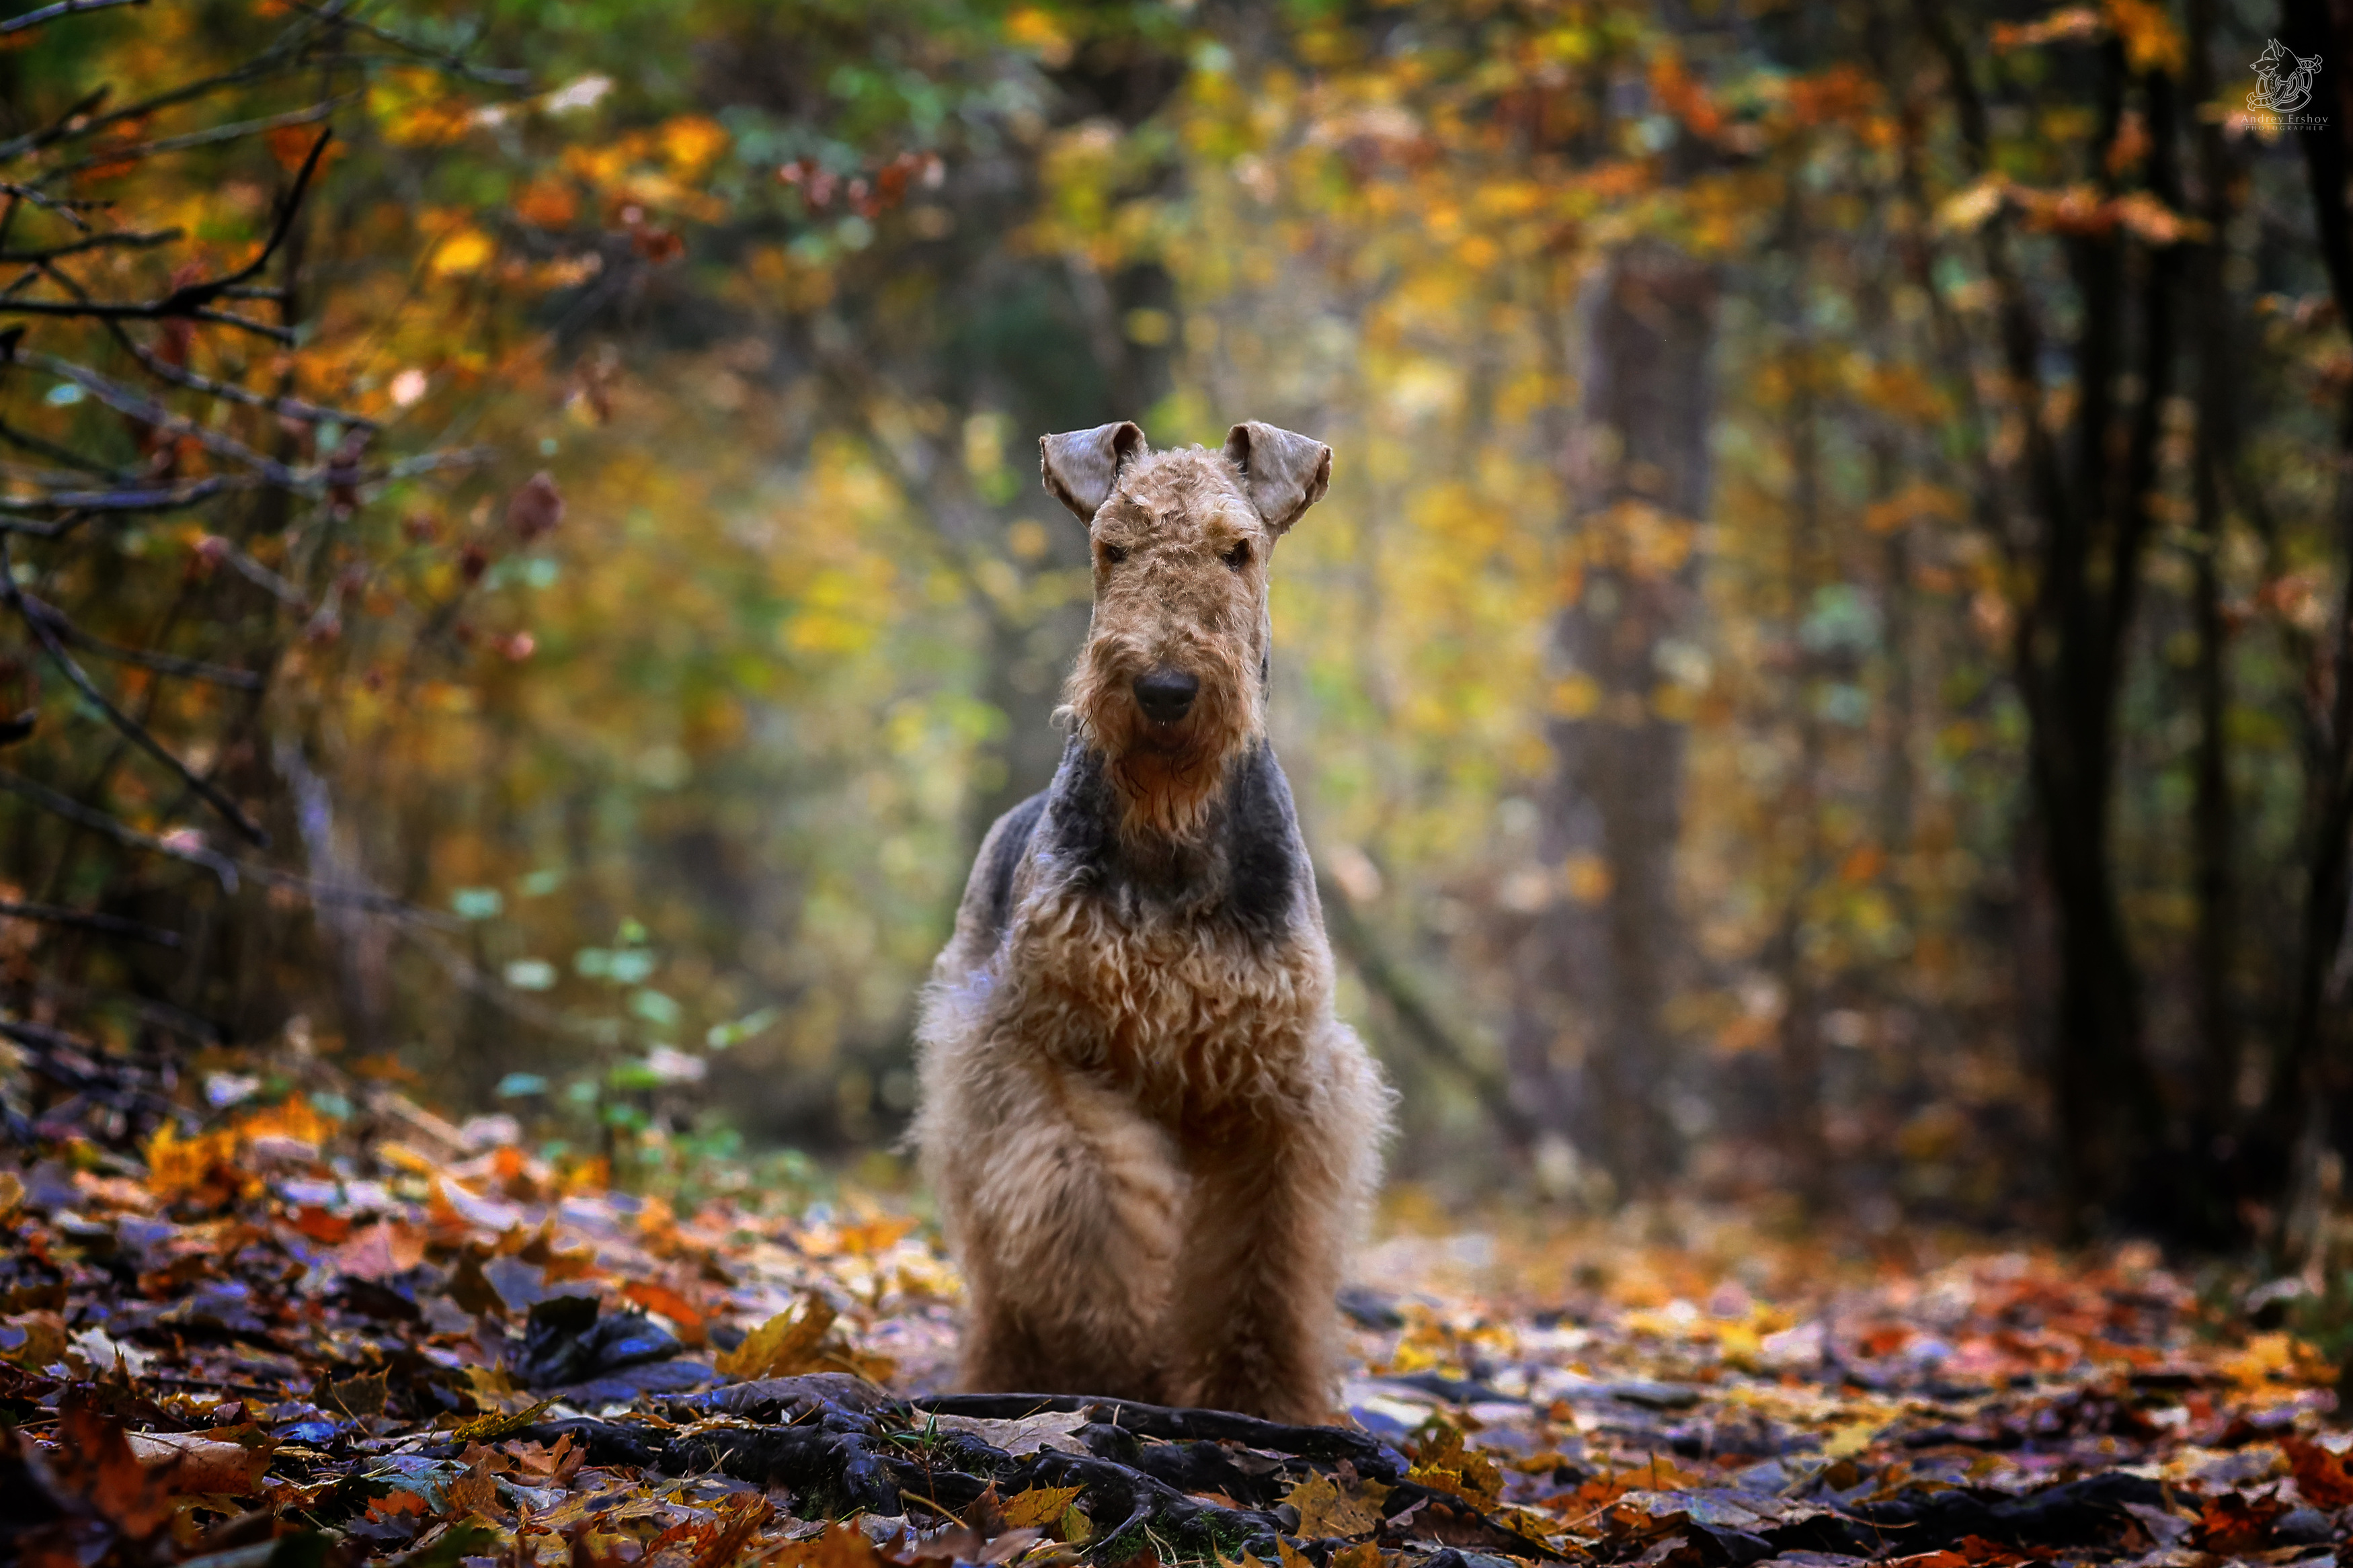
[1006,882,1325,1117]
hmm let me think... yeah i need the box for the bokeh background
[6,0,2351,1251]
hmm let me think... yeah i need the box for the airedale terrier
[912,420,1392,1423]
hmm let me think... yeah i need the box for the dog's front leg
[945,1054,1185,1403]
[1165,1043,1384,1422]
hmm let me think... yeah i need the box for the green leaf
[450,887,504,920]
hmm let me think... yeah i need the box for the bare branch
[0,0,148,38]
[1,536,272,845]
[0,416,131,477]
[40,97,354,181]
[0,182,103,229]
[16,257,370,429]
[0,768,240,890]
[21,594,266,690]
[0,226,179,263]
[0,478,249,523]
[0,2,348,161]
[0,132,330,343]
[0,292,296,341]
[104,319,376,428]
[24,352,298,483]
[281,0,532,86]
[0,896,180,947]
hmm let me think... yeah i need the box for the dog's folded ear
[1223,421,1332,534]
[1040,421,1148,522]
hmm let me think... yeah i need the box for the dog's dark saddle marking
[969,741,1306,954]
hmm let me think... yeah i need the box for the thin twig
[0,293,294,341]
[105,319,378,429]
[0,182,102,229]
[0,477,250,519]
[0,226,179,263]
[281,0,532,85]
[24,352,297,483]
[40,97,355,181]
[0,2,348,161]
[0,897,180,947]
[20,594,265,690]
[1,538,271,845]
[0,0,148,38]
[0,768,239,890]
[0,131,331,342]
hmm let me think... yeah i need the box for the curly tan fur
[912,427,1390,1423]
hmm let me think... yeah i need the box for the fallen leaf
[1285,1473,1381,1538]
[2190,1492,2288,1554]
[452,1397,555,1443]
[1001,1483,1086,1530]
[2284,1436,2353,1508]
[124,1430,272,1495]
[717,1295,838,1380]
[920,1409,1092,1456]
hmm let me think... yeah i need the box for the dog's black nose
[1133,666,1199,724]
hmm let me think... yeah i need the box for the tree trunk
[2266,0,2353,1266]
[1511,242,1716,1200]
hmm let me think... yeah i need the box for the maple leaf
[2283,1436,2353,1509]
[716,1294,891,1381]
[2189,1491,2290,1554]
[1405,1423,1503,1512]
[1283,1473,1382,1539]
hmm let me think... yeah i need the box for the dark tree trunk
[2182,0,2245,1226]
[1510,242,1715,1200]
[2265,0,2353,1264]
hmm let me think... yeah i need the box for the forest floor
[5,1083,2350,1568]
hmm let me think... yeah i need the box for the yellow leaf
[1935,177,2007,234]
[1002,1483,1086,1530]
[432,229,495,278]
[452,1397,553,1443]
[1408,1425,1503,1511]
[1823,1417,1881,1459]
[659,116,730,177]
[715,1294,837,1380]
[2104,0,2184,72]
[1284,1473,1381,1539]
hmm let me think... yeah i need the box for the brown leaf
[2190,1492,2289,1554]
[43,1404,177,1538]
[2284,1436,2353,1509]
[123,1430,272,1496]
[326,1367,390,1419]
[331,1220,426,1281]
[508,471,564,542]
[444,1462,498,1519]
[773,1522,894,1568]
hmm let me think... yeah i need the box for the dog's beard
[1062,643,1262,844]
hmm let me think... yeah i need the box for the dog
[912,419,1392,1423]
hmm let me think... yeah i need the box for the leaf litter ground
[4,1087,2347,1568]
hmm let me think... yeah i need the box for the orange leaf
[2285,1438,2353,1510]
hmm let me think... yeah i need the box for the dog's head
[1042,419,1331,841]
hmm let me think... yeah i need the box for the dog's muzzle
[1133,666,1200,725]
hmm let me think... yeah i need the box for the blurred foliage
[3,0,2348,1238]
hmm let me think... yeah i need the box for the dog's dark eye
[1099,542,1127,565]
[1222,540,1250,569]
